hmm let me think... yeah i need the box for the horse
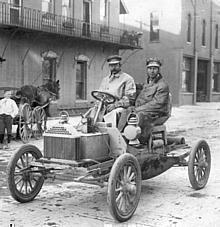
[12,80,60,140]
[14,80,60,116]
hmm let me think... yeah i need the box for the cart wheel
[32,107,47,139]
[107,153,142,222]
[188,140,211,190]
[19,103,32,143]
[7,144,44,203]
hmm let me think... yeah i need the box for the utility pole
[208,0,213,101]
[192,0,198,105]
[135,19,149,30]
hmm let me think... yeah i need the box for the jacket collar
[109,70,122,79]
[147,73,162,84]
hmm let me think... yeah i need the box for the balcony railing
[0,2,142,49]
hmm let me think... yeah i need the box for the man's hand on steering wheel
[106,103,117,112]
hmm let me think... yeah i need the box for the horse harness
[37,86,57,97]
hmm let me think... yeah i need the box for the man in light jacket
[0,90,18,149]
[85,55,136,127]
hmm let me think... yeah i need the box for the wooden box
[44,136,80,160]
[79,133,110,161]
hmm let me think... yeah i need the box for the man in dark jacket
[118,57,170,144]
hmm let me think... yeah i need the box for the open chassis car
[6,91,211,222]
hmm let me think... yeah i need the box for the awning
[120,0,129,15]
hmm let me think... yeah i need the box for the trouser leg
[117,108,132,132]
[137,112,154,144]
[13,115,20,139]
[0,134,4,144]
[5,115,13,143]
[85,106,106,123]
[0,115,5,144]
[16,125,20,139]
[103,108,124,128]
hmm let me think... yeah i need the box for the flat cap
[146,57,162,68]
[107,55,122,64]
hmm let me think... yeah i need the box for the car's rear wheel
[188,140,211,190]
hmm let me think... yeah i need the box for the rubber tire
[7,144,44,203]
[107,153,142,222]
[188,140,211,190]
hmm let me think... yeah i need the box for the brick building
[120,0,220,105]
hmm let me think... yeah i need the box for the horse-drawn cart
[12,80,60,143]
[6,91,211,222]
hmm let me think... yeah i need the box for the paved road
[0,103,220,227]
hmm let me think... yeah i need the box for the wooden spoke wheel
[7,144,44,203]
[188,140,211,190]
[32,106,47,139]
[19,103,32,143]
[107,153,142,222]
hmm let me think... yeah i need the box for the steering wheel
[91,90,116,105]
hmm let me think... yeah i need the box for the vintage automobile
[6,90,211,222]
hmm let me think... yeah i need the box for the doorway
[82,0,91,37]
[9,0,22,24]
[197,60,208,102]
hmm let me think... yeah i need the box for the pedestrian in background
[0,90,18,149]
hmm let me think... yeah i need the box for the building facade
[0,0,141,114]
[120,0,220,105]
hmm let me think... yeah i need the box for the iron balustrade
[0,2,142,48]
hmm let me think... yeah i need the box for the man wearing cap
[86,55,136,126]
[100,55,136,111]
[118,57,170,144]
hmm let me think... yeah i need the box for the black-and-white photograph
[0,0,220,226]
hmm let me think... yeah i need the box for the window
[42,0,55,14]
[82,0,91,37]
[83,0,91,23]
[62,0,71,18]
[202,19,206,46]
[8,0,20,7]
[182,57,193,92]
[42,58,57,83]
[212,63,220,92]
[100,0,109,25]
[150,11,159,42]
[215,24,219,49]
[187,14,191,42]
[76,61,87,100]
[8,0,21,24]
